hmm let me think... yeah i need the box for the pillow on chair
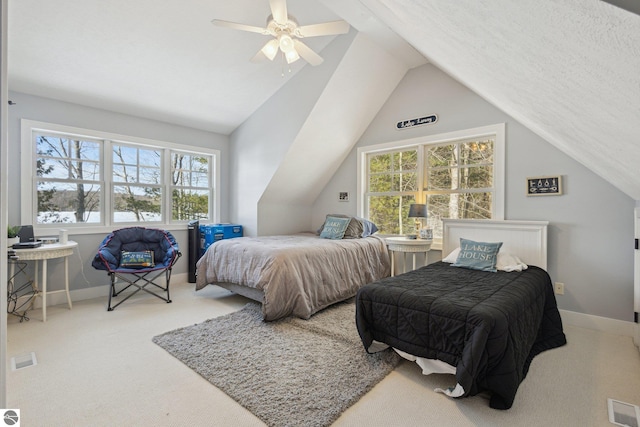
[120,251,155,268]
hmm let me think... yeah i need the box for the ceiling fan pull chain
[281,53,285,77]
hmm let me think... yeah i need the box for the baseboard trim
[560,309,635,337]
[34,272,190,308]
[36,279,636,338]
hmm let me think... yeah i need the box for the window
[366,149,419,234]
[112,143,162,223]
[359,124,504,242]
[35,134,102,224]
[21,120,220,233]
[170,151,211,221]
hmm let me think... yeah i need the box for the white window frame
[21,119,221,235]
[357,123,505,248]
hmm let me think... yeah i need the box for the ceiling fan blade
[297,21,350,38]
[211,19,268,35]
[250,50,266,63]
[293,40,324,66]
[269,0,288,24]
[249,50,265,64]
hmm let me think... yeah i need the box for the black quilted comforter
[356,261,566,409]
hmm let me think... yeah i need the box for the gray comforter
[196,233,390,320]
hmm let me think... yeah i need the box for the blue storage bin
[200,224,243,255]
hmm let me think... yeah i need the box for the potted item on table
[7,225,21,247]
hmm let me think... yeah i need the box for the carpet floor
[152,300,400,427]
[6,282,640,426]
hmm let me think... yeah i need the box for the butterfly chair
[92,227,181,311]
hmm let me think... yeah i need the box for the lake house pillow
[452,238,503,272]
[316,214,379,238]
[319,216,351,240]
[443,247,528,272]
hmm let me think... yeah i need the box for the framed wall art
[526,176,562,196]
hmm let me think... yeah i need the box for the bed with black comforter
[355,261,567,409]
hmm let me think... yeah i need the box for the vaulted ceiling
[8,0,640,199]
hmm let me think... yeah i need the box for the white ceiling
[8,0,359,134]
[8,0,640,199]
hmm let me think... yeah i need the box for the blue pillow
[355,217,378,237]
[452,238,503,272]
[319,216,351,240]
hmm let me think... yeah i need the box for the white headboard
[442,219,549,269]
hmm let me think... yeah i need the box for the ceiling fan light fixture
[278,33,295,53]
[261,39,279,61]
[212,0,350,67]
[285,48,300,64]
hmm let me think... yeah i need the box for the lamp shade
[408,203,427,218]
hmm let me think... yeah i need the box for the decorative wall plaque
[396,114,438,130]
[527,176,562,196]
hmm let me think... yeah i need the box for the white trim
[20,119,221,235]
[560,309,636,337]
[1,0,8,408]
[634,208,640,349]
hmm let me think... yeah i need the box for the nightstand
[385,237,432,276]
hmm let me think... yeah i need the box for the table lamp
[408,203,427,233]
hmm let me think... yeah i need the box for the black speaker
[187,220,200,283]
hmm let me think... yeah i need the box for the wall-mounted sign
[527,176,563,196]
[396,114,438,130]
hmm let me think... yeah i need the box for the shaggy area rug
[152,300,400,427]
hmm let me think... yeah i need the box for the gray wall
[313,64,635,322]
[228,31,356,237]
[7,91,230,293]
[7,62,635,323]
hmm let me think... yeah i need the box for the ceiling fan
[212,0,350,66]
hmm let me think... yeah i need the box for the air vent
[608,398,640,427]
[11,352,37,371]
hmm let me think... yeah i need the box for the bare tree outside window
[171,152,210,221]
[112,144,162,222]
[36,135,101,224]
[27,123,218,229]
[367,149,418,234]
[425,139,493,237]
[365,137,495,239]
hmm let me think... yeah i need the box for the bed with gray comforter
[196,233,390,321]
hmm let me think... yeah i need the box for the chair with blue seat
[92,227,181,311]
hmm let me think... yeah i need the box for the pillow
[317,214,361,238]
[120,250,155,268]
[316,215,379,238]
[442,247,461,263]
[451,238,503,272]
[319,216,351,239]
[443,247,528,272]
[496,253,528,272]
[357,217,379,237]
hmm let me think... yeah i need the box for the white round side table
[385,237,432,276]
